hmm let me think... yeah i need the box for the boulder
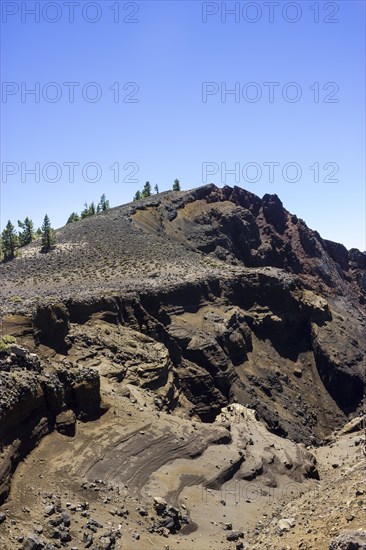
[55,410,76,436]
[153,496,167,513]
[9,344,28,358]
[277,517,296,532]
[227,531,244,541]
[23,534,43,550]
[329,530,366,549]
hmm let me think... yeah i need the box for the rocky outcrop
[310,302,365,412]
[67,318,180,410]
[324,240,350,270]
[262,193,288,234]
[0,346,102,504]
[33,303,70,352]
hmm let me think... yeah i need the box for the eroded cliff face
[2,265,362,476]
[131,184,366,304]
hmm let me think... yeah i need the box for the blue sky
[1,0,365,250]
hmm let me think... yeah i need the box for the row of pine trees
[1,181,182,262]
[1,194,111,262]
[133,179,180,201]
[66,194,110,224]
[1,215,56,262]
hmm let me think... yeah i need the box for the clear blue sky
[1,0,365,250]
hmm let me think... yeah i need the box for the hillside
[1,185,365,310]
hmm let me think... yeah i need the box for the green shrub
[9,295,22,303]
[0,334,16,352]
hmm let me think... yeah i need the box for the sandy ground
[1,374,364,550]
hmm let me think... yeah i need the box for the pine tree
[66,212,80,224]
[1,220,18,261]
[133,190,142,201]
[154,184,159,194]
[141,181,151,198]
[18,217,34,246]
[81,203,89,219]
[41,215,56,252]
[172,179,181,191]
[89,202,96,216]
[98,194,110,212]
[81,202,96,219]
